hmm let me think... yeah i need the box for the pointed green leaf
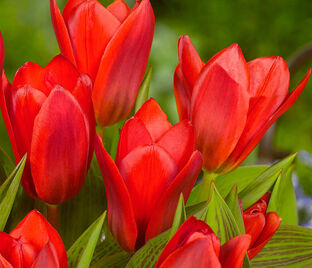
[252,224,312,267]
[135,65,152,112]
[67,212,106,268]
[0,155,26,231]
[168,193,186,239]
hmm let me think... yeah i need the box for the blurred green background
[0,0,312,222]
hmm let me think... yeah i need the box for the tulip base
[197,172,218,203]
[46,204,60,231]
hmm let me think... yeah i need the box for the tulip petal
[0,233,19,268]
[145,151,203,242]
[94,135,137,252]
[118,144,178,248]
[220,234,251,268]
[222,69,311,172]
[192,63,249,171]
[107,0,131,22]
[243,211,266,248]
[248,212,281,259]
[62,0,85,20]
[0,254,13,268]
[30,87,89,204]
[157,120,195,170]
[50,0,76,64]
[93,0,155,126]
[134,98,172,141]
[31,242,60,268]
[65,0,120,81]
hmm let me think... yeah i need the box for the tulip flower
[0,210,68,268]
[95,98,203,251]
[155,216,251,268]
[50,0,155,126]
[243,193,281,259]
[0,35,95,204]
[174,35,311,174]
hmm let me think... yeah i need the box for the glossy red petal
[145,151,203,242]
[0,232,19,268]
[94,135,137,252]
[0,254,13,268]
[65,0,120,81]
[220,234,251,268]
[248,212,281,259]
[157,120,195,170]
[222,69,311,172]
[50,0,76,64]
[192,63,249,171]
[178,35,204,90]
[243,211,266,248]
[115,117,153,165]
[62,0,85,21]
[134,98,172,141]
[92,0,155,126]
[118,144,178,248]
[107,0,131,22]
[30,87,89,204]
[31,242,60,268]
[44,55,80,94]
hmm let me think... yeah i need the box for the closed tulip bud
[0,35,95,204]
[95,98,203,251]
[0,210,68,268]
[50,0,155,126]
[243,193,282,259]
[174,35,311,174]
[155,216,251,268]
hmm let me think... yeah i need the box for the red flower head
[0,34,95,204]
[155,216,251,268]
[50,0,155,126]
[243,193,281,259]
[174,35,311,174]
[0,210,68,268]
[95,98,203,252]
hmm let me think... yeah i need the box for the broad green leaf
[267,166,298,224]
[186,200,207,218]
[91,251,131,268]
[126,231,169,268]
[168,193,186,239]
[67,212,106,268]
[135,65,152,112]
[252,224,312,267]
[0,155,26,231]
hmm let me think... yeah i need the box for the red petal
[118,144,178,248]
[62,0,85,20]
[134,98,171,141]
[157,120,195,170]
[92,0,154,126]
[94,135,137,252]
[248,212,281,259]
[220,234,251,268]
[222,68,311,172]
[10,210,68,268]
[107,0,131,22]
[192,63,249,171]
[44,55,80,94]
[243,210,266,248]
[178,35,204,90]
[31,242,60,268]
[0,232,20,268]
[115,117,153,165]
[0,254,13,268]
[65,0,120,81]
[50,0,76,65]
[30,87,89,204]
[145,151,203,242]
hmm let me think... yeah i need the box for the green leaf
[126,231,169,268]
[135,65,152,112]
[168,193,186,239]
[67,212,106,268]
[0,155,26,231]
[252,224,312,267]
[0,145,14,183]
[91,251,131,268]
[267,166,298,224]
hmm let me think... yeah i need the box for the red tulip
[174,35,311,174]
[0,210,68,268]
[155,216,251,268]
[243,193,281,259]
[0,35,95,204]
[95,98,203,251]
[50,0,155,126]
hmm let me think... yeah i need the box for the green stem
[46,204,60,231]
[197,171,218,203]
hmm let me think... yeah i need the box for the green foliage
[168,193,186,239]
[135,65,152,112]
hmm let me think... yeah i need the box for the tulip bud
[50,0,155,126]
[0,210,68,267]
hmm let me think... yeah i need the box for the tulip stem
[46,204,60,231]
[197,171,218,203]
